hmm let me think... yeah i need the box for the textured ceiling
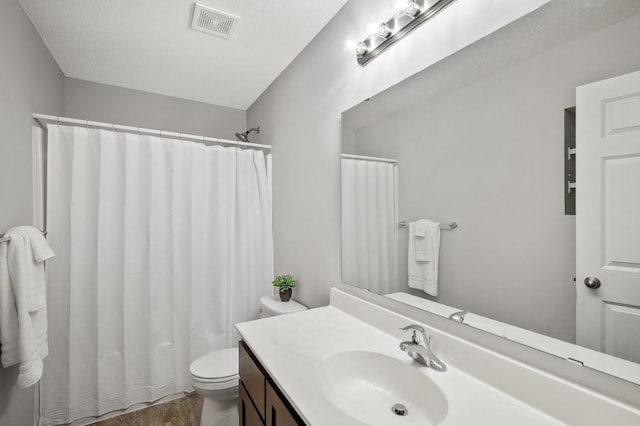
[18,0,349,110]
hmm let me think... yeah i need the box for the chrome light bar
[356,0,457,67]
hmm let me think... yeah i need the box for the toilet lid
[190,348,239,381]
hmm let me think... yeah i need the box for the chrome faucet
[399,324,447,372]
[448,310,468,323]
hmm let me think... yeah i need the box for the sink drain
[391,403,408,416]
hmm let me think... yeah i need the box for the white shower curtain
[41,125,273,424]
[341,158,397,294]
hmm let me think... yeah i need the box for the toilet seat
[191,375,239,392]
[192,374,239,384]
[191,374,240,386]
[190,347,239,382]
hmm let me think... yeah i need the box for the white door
[576,70,640,364]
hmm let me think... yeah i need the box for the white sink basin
[317,351,448,425]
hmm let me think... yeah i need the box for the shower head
[234,132,249,142]
[235,126,261,143]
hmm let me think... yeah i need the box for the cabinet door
[265,381,303,426]
[239,341,266,420]
[239,382,264,426]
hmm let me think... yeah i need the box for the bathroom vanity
[236,288,640,425]
[239,340,304,425]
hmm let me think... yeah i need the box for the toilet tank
[259,295,307,318]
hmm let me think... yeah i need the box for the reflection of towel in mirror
[0,226,54,388]
[408,220,440,296]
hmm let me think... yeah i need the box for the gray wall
[64,78,246,141]
[0,0,558,422]
[0,1,65,425]
[247,0,551,308]
[353,14,640,342]
[1,14,246,426]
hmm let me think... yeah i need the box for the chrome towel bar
[398,221,457,230]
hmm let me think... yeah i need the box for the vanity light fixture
[376,22,393,38]
[356,0,456,66]
[355,41,369,55]
[404,0,422,17]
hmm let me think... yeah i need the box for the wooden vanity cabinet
[239,340,266,420]
[239,340,305,426]
[265,380,299,426]
[239,380,263,425]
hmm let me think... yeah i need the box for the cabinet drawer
[239,340,266,420]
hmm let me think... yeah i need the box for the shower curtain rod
[341,153,397,164]
[32,114,272,150]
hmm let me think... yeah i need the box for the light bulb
[376,22,392,38]
[344,39,358,52]
[363,17,380,36]
[405,0,422,17]
[390,0,407,14]
[355,41,369,56]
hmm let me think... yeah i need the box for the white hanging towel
[408,219,440,296]
[0,226,54,388]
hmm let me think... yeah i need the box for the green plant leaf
[272,274,297,291]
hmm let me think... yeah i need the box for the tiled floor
[87,394,203,426]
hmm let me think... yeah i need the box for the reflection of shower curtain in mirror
[42,125,273,424]
[341,159,397,294]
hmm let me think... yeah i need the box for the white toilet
[190,296,307,426]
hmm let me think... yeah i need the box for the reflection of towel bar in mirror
[398,221,457,230]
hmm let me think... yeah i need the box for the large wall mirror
[341,0,640,385]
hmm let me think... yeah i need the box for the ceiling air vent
[191,3,240,40]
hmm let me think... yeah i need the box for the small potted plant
[272,274,296,302]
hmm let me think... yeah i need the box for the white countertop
[385,292,640,386]
[236,304,562,425]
